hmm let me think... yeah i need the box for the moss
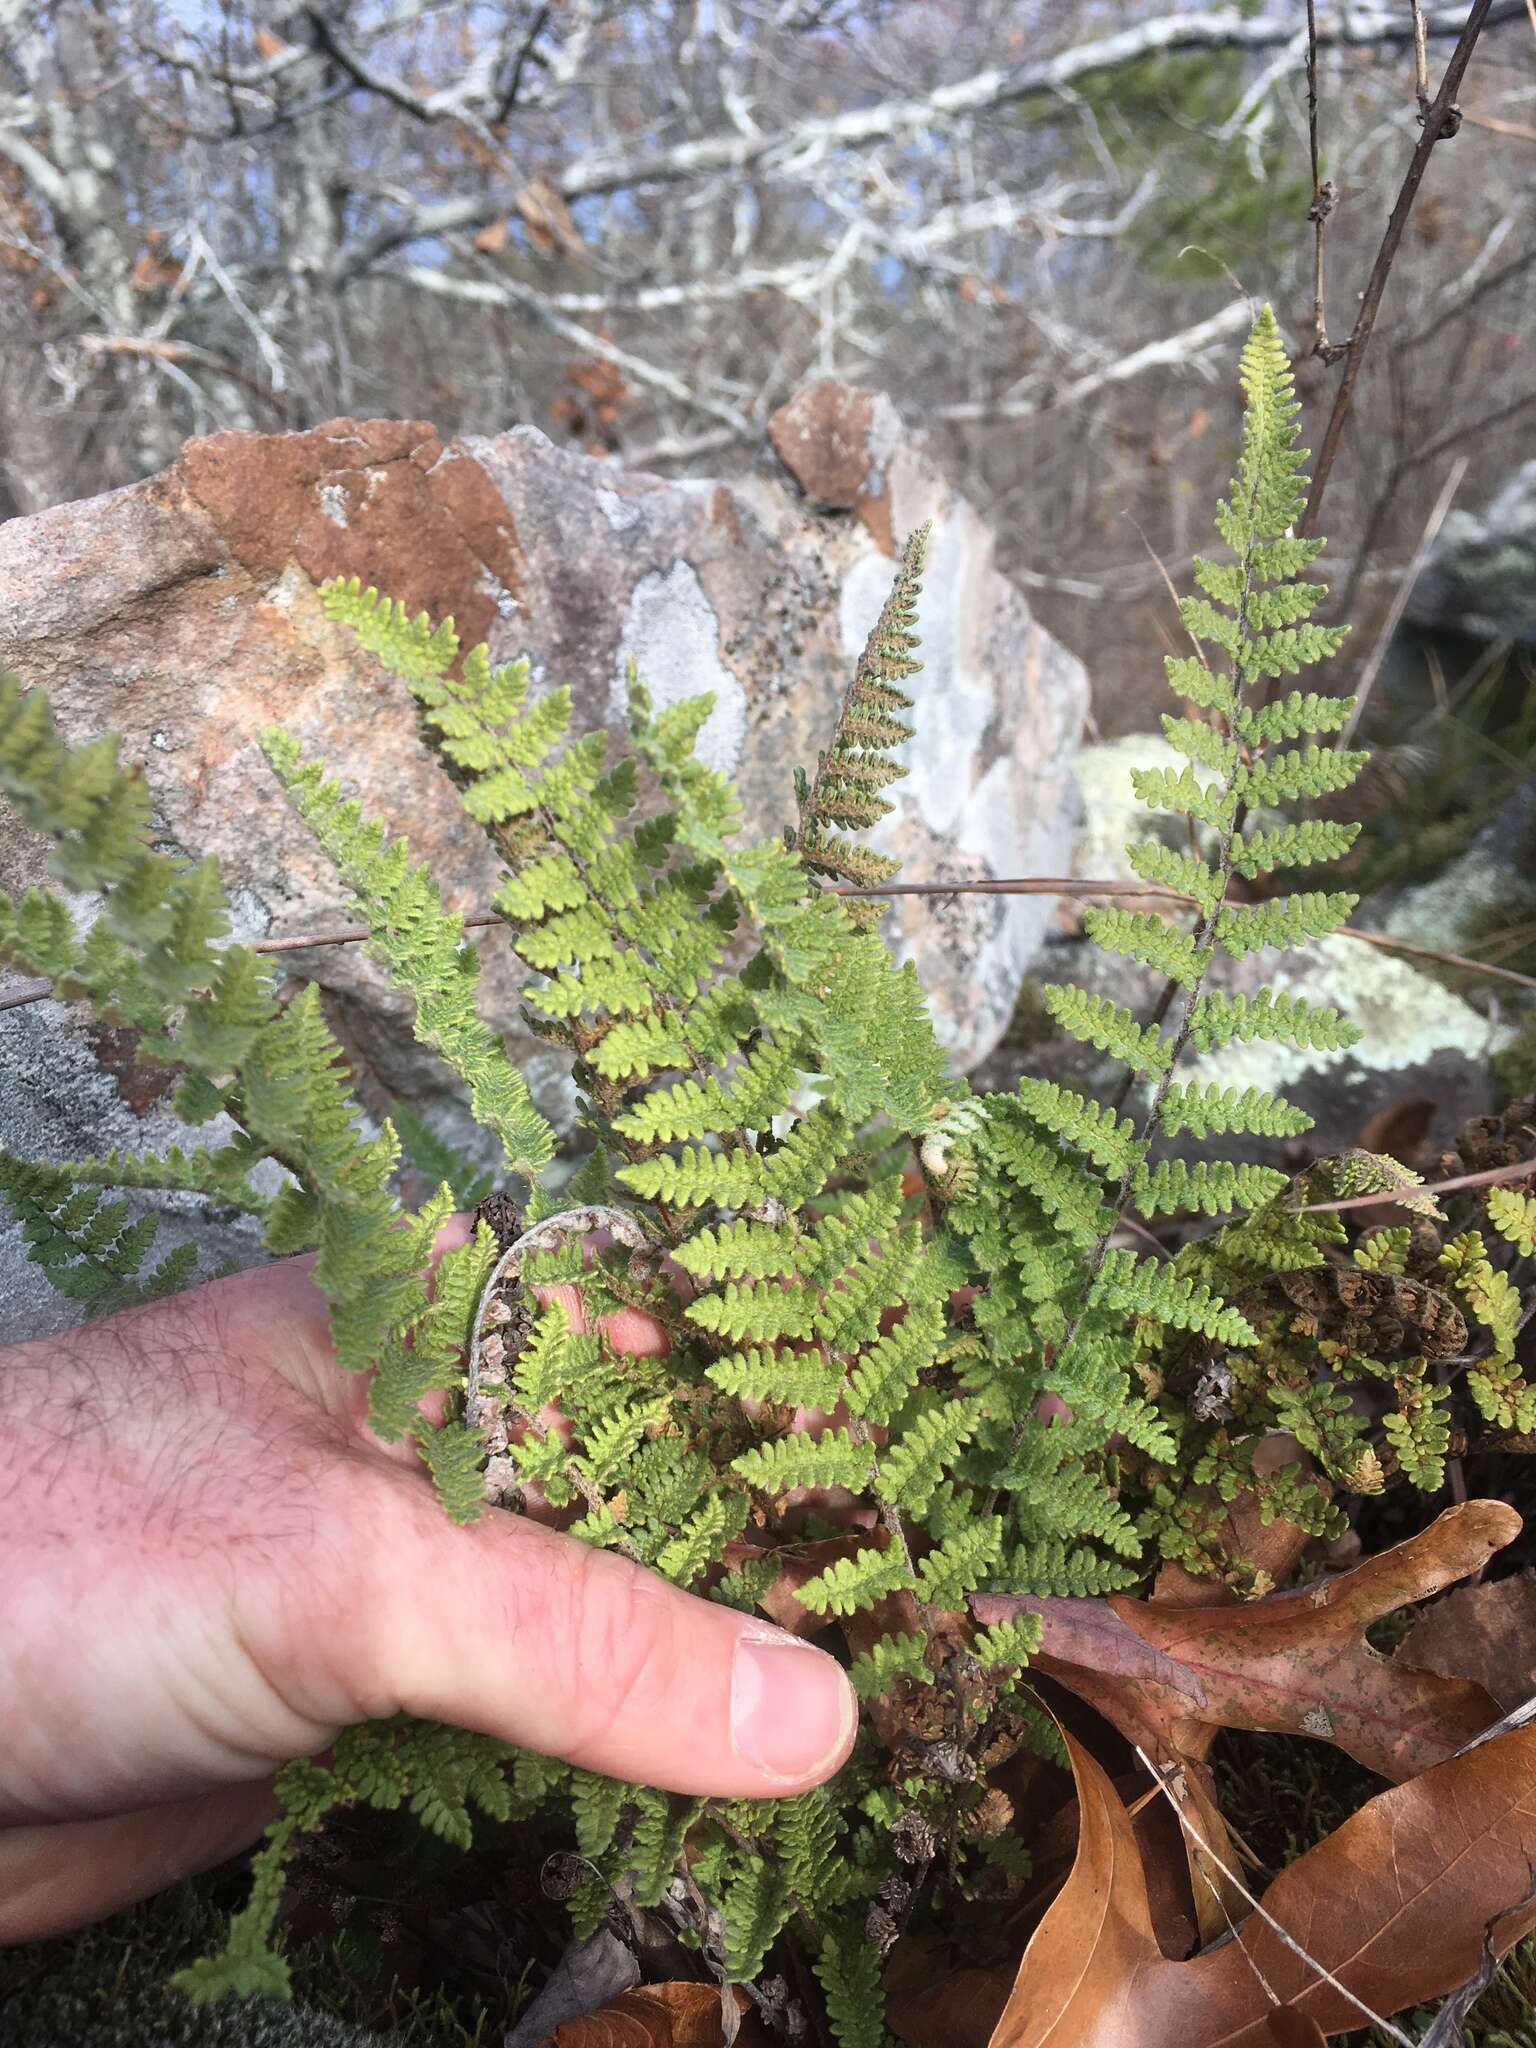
[0,1872,488,2048]
[1494,1013,1536,1103]
[0,1884,391,2048]
[1214,1730,1385,1877]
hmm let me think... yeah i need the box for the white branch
[934,299,1255,424]
[386,253,834,316]
[0,127,70,214]
[390,263,755,437]
[329,2,1528,280]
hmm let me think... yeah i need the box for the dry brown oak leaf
[984,1716,1536,2048]
[971,1500,1517,1780]
[1396,1573,1536,1715]
[546,1982,756,2047]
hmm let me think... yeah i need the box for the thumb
[354,1492,858,1798]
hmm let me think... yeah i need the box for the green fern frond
[1093,1249,1259,1343]
[878,1399,983,1514]
[848,1632,932,1702]
[261,731,554,1177]
[1040,984,1173,1074]
[721,1856,793,1982]
[1000,1540,1141,1597]
[1125,838,1222,913]
[0,674,155,891]
[1441,1231,1520,1364]
[796,1545,915,1618]
[1215,890,1357,958]
[815,1933,888,2048]
[1161,713,1238,777]
[1163,655,1235,717]
[1159,1081,1312,1140]
[794,523,927,904]
[1235,689,1354,743]
[1015,1078,1139,1176]
[1488,1187,1536,1256]
[319,578,460,683]
[913,1516,1003,1608]
[1082,907,1204,988]
[1187,988,1360,1055]
[1235,743,1367,807]
[1126,763,1236,832]
[566,1768,626,1858]
[1355,1227,1412,1275]
[1229,818,1361,879]
[733,1430,872,1495]
[971,1613,1043,1672]
[1132,1158,1288,1218]
[177,1717,512,2002]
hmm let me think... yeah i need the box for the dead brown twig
[1301,0,1498,538]
[5,879,1533,1015]
[1305,0,1340,360]
[1300,1155,1536,1215]
[1341,455,1468,745]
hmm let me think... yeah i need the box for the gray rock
[987,733,1514,1157]
[1380,779,1536,961]
[0,398,1087,1340]
[1407,463,1536,644]
[0,994,272,1346]
[503,1929,638,2047]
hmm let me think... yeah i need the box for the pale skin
[0,1229,857,1943]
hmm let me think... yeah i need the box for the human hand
[0,1235,856,1941]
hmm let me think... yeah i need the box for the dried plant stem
[466,1202,654,1561]
[1304,0,1338,359]
[8,880,1534,1014]
[1301,1154,1536,1215]
[1342,455,1468,744]
[1302,0,1497,537]
[1412,0,1434,117]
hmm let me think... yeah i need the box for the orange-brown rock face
[0,392,1087,1339]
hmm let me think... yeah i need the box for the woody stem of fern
[506,1399,644,1563]
[848,1414,933,1631]
[989,512,1265,1509]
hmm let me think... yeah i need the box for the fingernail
[730,1628,857,1785]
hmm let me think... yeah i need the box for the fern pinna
[6,310,1503,2041]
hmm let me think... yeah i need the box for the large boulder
[0,396,1087,1341]
[1406,461,1536,645]
[979,732,1516,1158]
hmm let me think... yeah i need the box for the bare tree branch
[934,299,1253,422]
[327,3,1530,282]
[1302,0,1501,535]
[393,258,756,436]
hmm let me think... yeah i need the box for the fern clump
[6,310,1520,2042]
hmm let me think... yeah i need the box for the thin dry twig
[1302,0,1497,537]
[1304,0,1340,360]
[1300,1156,1536,1215]
[7,880,1534,1014]
[1342,456,1468,744]
[1412,0,1434,118]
